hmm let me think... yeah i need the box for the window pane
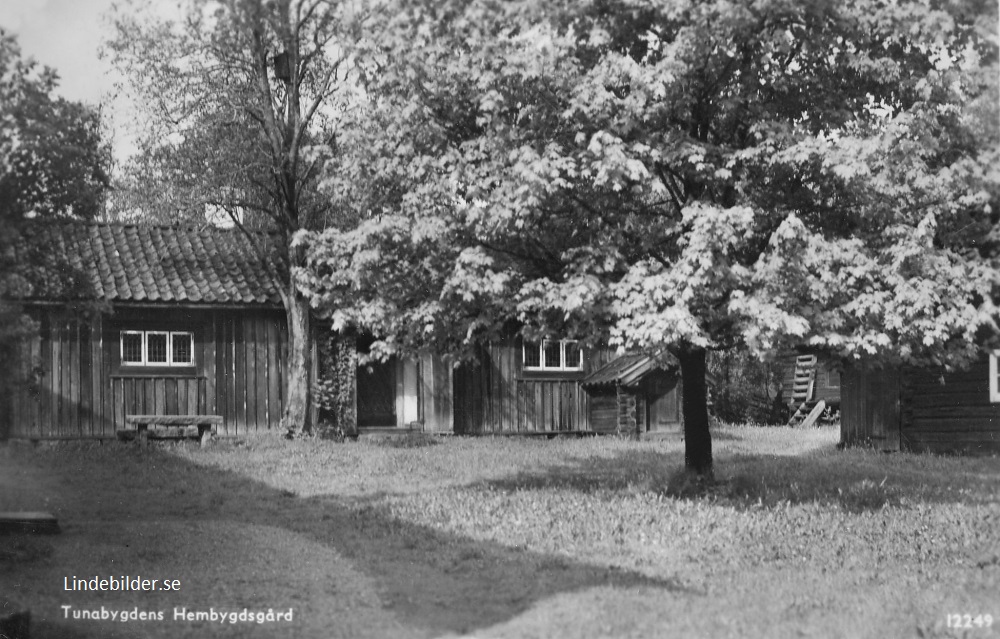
[172,333,193,365]
[147,333,168,363]
[827,369,840,388]
[543,341,561,368]
[564,342,582,369]
[122,333,143,363]
[523,342,541,368]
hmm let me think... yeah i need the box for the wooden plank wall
[8,314,110,439]
[111,377,207,425]
[211,310,285,436]
[453,341,615,434]
[6,307,286,439]
[901,359,1000,454]
[840,365,901,451]
[418,354,453,432]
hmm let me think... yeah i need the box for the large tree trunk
[678,344,713,476]
[281,291,313,436]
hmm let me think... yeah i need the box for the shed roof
[582,353,673,389]
[7,220,284,306]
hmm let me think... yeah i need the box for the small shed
[581,354,682,436]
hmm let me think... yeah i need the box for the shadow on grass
[1,443,689,639]
[481,444,1000,513]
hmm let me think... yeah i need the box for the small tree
[302,0,999,475]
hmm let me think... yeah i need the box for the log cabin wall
[5,306,286,439]
[900,358,1000,454]
[453,339,616,434]
[843,358,1000,454]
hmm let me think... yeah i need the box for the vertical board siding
[79,322,92,436]
[234,316,246,434]
[841,365,902,452]
[39,317,52,437]
[254,317,269,429]
[204,314,217,417]
[110,377,208,424]
[69,323,80,436]
[213,310,287,436]
[6,308,287,440]
[267,319,281,429]
[454,339,610,434]
[418,354,453,432]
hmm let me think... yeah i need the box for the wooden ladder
[788,355,818,426]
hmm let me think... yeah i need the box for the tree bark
[678,344,713,476]
[281,290,313,436]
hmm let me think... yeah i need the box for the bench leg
[137,424,148,448]
[199,425,212,448]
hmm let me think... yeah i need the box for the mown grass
[3,425,999,639]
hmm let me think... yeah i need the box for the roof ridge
[20,218,281,236]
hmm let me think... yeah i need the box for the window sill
[518,370,586,381]
[113,367,198,377]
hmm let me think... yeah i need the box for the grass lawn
[2,424,999,639]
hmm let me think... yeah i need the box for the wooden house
[841,354,1000,454]
[3,221,288,439]
[2,220,682,440]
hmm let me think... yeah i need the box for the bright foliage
[303,0,1000,373]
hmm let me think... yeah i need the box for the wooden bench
[119,415,223,447]
[0,512,60,535]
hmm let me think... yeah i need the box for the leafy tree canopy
[0,30,109,222]
[302,0,999,472]
[105,0,362,236]
[307,0,999,359]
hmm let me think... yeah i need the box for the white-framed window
[121,331,194,366]
[990,352,1000,403]
[523,339,583,371]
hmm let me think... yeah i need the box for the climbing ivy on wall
[314,332,357,438]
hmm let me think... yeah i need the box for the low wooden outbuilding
[580,354,682,437]
[840,354,1000,454]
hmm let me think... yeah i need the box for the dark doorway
[357,340,397,427]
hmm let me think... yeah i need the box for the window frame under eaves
[522,339,584,373]
[120,330,195,367]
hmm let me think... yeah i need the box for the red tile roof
[11,221,285,306]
